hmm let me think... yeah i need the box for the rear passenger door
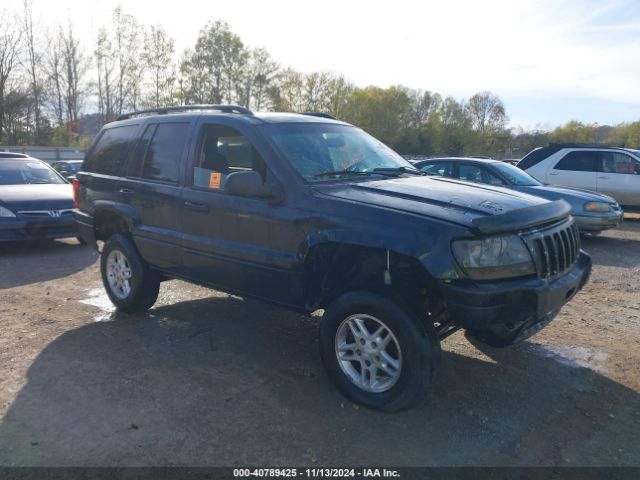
[597,151,640,207]
[119,120,193,271]
[180,120,291,304]
[547,151,598,190]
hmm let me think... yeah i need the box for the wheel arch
[301,235,445,323]
[93,202,140,242]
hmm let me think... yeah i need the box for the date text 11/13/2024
[232,468,400,478]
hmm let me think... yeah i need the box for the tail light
[72,178,80,208]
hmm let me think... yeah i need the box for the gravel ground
[0,216,639,467]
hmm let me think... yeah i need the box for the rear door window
[85,125,138,176]
[554,151,599,172]
[140,123,190,183]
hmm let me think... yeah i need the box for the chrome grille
[524,220,580,280]
[18,209,73,218]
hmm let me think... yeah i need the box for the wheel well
[94,210,131,242]
[303,242,445,320]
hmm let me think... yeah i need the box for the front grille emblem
[48,210,61,218]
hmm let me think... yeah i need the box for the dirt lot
[0,217,639,467]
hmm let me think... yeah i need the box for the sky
[5,0,640,129]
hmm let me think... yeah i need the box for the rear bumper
[0,216,77,241]
[439,251,591,330]
[573,211,623,232]
[72,209,96,247]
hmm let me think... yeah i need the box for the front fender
[301,224,463,280]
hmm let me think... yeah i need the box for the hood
[0,184,74,211]
[314,176,549,228]
[518,185,617,205]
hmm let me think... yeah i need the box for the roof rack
[116,104,254,121]
[548,142,625,149]
[301,112,337,120]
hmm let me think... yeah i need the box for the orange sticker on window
[209,172,221,189]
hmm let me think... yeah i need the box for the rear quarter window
[84,125,138,176]
[518,147,559,170]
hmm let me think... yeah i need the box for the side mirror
[224,170,274,198]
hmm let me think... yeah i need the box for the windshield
[0,160,65,185]
[491,162,541,186]
[264,123,414,182]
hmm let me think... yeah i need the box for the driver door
[180,120,291,304]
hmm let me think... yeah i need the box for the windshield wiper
[314,170,375,179]
[371,167,427,176]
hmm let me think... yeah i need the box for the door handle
[598,176,609,179]
[118,188,134,196]
[183,201,210,212]
[549,172,559,176]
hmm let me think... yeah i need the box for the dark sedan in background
[413,157,623,233]
[51,160,83,180]
[0,157,80,242]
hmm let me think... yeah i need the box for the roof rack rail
[548,142,625,149]
[301,112,337,120]
[116,104,253,121]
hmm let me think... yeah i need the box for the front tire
[100,234,160,313]
[319,291,440,412]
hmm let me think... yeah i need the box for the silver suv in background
[518,144,640,212]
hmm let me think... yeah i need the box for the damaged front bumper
[439,250,591,331]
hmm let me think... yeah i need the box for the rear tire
[319,291,440,412]
[100,234,160,313]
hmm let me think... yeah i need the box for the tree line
[0,3,638,157]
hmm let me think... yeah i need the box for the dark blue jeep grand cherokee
[74,105,591,411]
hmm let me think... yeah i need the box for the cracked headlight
[0,205,16,218]
[452,234,535,280]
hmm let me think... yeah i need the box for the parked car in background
[500,158,520,166]
[0,156,80,242]
[51,160,83,180]
[518,144,640,212]
[413,157,623,233]
[74,104,591,411]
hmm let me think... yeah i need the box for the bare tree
[466,91,507,132]
[141,25,176,108]
[112,7,143,113]
[60,21,86,130]
[44,30,64,127]
[240,47,278,110]
[0,9,23,143]
[21,0,45,143]
[95,27,116,123]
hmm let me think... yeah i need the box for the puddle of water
[533,344,611,373]
[79,288,115,322]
